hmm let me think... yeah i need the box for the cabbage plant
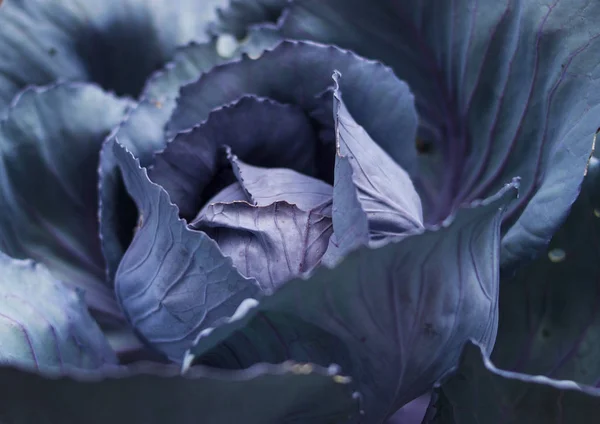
[0,0,599,423]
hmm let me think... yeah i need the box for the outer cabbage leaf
[113,142,262,362]
[0,252,117,371]
[168,41,420,180]
[491,154,600,384]
[184,181,518,423]
[279,0,600,269]
[429,341,600,424]
[211,0,291,38]
[0,0,227,108]
[234,25,284,59]
[0,361,360,424]
[99,41,227,283]
[0,83,129,323]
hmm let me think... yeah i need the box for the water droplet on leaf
[548,248,566,263]
[216,34,238,58]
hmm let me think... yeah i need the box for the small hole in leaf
[416,138,433,154]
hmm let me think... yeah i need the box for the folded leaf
[0,252,117,371]
[0,0,227,109]
[325,72,422,263]
[150,96,319,219]
[225,150,333,212]
[430,341,600,424]
[491,154,600,384]
[185,181,518,422]
[191,201,333,291]
[99,41,227,284]
[0,361,360,424]
[113,142,261,362]
[279,0,600,269]
[168,41,420,179]
[0,83,129,323]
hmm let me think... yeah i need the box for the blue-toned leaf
[142,42,225,103]
[0,361,360,424]
[0,252,117,371]
[234,25,283,59]
[150,96,319,219]
[211,0,291,38]
[279,0,600,269]
[0,83,129,323]
[429,341,600,424]
[490,155,600,385]
[185,181,518,423]
[323,155,370,265]
[113,142,262,362]
[0,0,227,108]
[387,395,430,424]
[168,41,420,180]
[99,41,228,284]
[191,201,333,292]
[326,73,422,263]
[225,149,333,212]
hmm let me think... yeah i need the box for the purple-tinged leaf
[150,96,319,220]
[225,149,333,212]
[167,41,419,179]
[0,83,129,324]
[0,252,117,371]
[0,361,360,424]
[191,201,333,292]
[113,141,261,362]
[326,72,423,263]
[185,181,518,423]
[279,0,600,269]
[429,341,600,424]
[99,41,227,284]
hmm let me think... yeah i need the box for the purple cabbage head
[0,0,599,423]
